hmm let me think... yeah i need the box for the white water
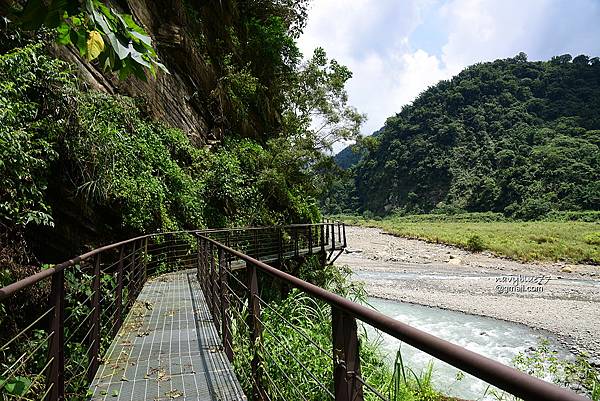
[365,297,575,400]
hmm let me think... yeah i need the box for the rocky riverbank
[337,225,600,361]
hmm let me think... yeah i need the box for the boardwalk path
[90,270,245,401]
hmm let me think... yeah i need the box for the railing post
[88,254,101,382]
[142,237,148,283]
[219,248,233,362]
[277,227,283,264]
[198,238,204,293]
[129,240,137,305]
[202,239,208,296]
[320,225,326,265]
[332,223,336,250]
[337,223,342,249]
[204,239,210,298]
[332,307,363,401]
[308,225,313,255]
[47,270,65,401]
[115,246,124,336]
[215,247,223,335]
[246,261,264,400]
[208,242,215,315]
[293,227,299,257]
[326,222,330,246]
[196,236,201,282]
[342,223,347,248]
[210,243,220,334]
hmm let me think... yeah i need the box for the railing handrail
[0,222,340,300]
[197,232,588,401]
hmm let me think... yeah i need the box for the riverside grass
[337,214,600,264]
[230,260,449,401]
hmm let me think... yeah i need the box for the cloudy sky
[297,0,600,150]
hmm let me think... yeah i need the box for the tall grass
[229,261,447,401]
[389,349,439,401]
[336,214,600,264]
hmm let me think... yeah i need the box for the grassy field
[337,214,600,265]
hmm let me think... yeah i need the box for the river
[364,297,577,400]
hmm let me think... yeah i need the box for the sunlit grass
[337,215,600,264]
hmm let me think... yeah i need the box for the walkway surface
[90,270,246,401]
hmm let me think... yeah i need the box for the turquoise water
[365,297,574,400]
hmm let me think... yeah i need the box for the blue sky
[297,0,600,150]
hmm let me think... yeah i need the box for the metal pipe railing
[197,231,588,401]
[0,223,344,401]
[5,220,579,401]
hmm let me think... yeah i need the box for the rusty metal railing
[0,222,345,401]
[1,220,589,401]
[196,230,589,401]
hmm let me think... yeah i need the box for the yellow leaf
[86,30,105,61]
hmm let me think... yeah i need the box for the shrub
[583,232,600,246]
[362,210,375,220]
[466,234,485,252]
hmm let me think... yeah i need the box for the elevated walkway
[90,270,245,400]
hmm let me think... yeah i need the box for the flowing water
[365,297,576,400]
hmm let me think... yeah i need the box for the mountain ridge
[331,53,600,219]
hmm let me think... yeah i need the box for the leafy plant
[512,339,600,400]
[6,0,166,79]
[466,234,485,252]
[583,232,600,246]
[0,376,32,396]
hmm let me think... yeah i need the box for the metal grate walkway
[90,270,246,401]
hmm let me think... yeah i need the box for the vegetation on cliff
[0,0,363,263]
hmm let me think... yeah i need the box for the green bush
[466,234,485,252]
[389,212,507,223]
[0,43,323,236]
[545,210,600,222]
[0,43,68,228]
[583,232,600,246]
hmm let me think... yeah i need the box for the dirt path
[337,225,600,361]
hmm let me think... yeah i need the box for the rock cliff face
[3,1,290,263]
[52,0,276,146]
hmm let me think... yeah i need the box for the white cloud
[298,0,600,152]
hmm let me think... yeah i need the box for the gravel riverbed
[337,225,600,361]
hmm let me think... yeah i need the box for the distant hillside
[334,129,383,169]
[334,145,362,169]
[350,53,600,219]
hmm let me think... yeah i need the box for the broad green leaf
[118,57,132,79]
[106,32,130,60]
[120,14,146,35]
[129,57,148,81]
[130,31,152,47]
[4,377,31,395]
[96,2,116,23]
[85,0,111,33]
[86,30,105,61]
[129,46,151,69]
[74,28,87,55]
[56,22,71,45]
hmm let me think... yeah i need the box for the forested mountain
[332,53,600,219]
[334,145,363,170]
